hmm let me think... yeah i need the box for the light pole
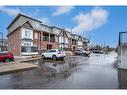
[71,27,73,51]
[71,27,73,34]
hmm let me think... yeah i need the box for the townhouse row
[7,14,90,56]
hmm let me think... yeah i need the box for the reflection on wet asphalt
[0,53,118,89]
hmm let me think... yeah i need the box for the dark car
[0,52,14,62]
[75,49,90,56]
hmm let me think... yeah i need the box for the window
[22,28,33,39]
[49,50,57,52]
[24,43,31,47]
[21,46,38,52]
[25,30,27,37]
[35,33,38,39]
[25,30,30,38]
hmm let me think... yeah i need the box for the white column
[49,33,50,43]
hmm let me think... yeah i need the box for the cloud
[52,6,74,16]
[27,9,40,17]
[0,6,50,25]
[72,7,109,34]
[39,17,50,24]
[0,6,21,16]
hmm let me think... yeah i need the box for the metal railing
[119,32,127,46]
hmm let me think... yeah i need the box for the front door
[47,44,52,50]
[73,46,76,51]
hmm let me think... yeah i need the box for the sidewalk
[14,56,32,59]
[0,62,39,74]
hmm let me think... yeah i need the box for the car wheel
[52,55,57,61]
[4,58,10,62]
[42,55,45,60]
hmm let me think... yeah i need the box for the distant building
[58,29,72,51]
[7,14,90,55]
[0,39,7,51]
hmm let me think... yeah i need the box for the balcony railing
[119,32,127,46]
[72,40,77,45]
[50,38,55,42]
[43,33,55,42]
[43,36,49,41]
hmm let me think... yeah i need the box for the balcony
[50,34,55,42]
[43,32,49,41]
[72,39,77,45]
[43,32,56,42]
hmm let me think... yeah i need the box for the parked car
[0,52,14,62]
[41,49,66,60]
[92,50,104,54]
[64,51,73,56]
[75,49,90,56]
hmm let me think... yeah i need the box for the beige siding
[52,28,61,35]
[8,16,41,34]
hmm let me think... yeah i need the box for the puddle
[0,54,120,89]
[18,56,90,81]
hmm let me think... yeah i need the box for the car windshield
[45,50,57,53]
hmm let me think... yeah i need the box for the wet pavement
[0,53,119,89]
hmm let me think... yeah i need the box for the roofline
[41,23,52,28]
[52,26,62,30]
[7,13,41,29]
[65,30,71,33]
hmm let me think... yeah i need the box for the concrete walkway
[0,63,39,74]
[20,57,42,63]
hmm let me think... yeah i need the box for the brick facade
[8,27,59,55]
[33,30,59,51]
[7,28,21,56]
[7,14,89,55]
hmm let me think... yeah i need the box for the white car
[41,49,66,60]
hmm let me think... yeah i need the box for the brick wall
[40,41,59,51]
[7,28,21,56]
[33,30,40,50]
[33,30,59,51]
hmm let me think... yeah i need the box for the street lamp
[71,27,73,34]
[70,27,73,51]
[61,29,65,50]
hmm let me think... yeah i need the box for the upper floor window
[25,30,30,38]
[21,28,33,40]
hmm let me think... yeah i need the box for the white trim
[21,52,38,55]
[21,28,33,40]
[34,32,38,39]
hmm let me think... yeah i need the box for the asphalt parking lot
[0,53,119,89]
